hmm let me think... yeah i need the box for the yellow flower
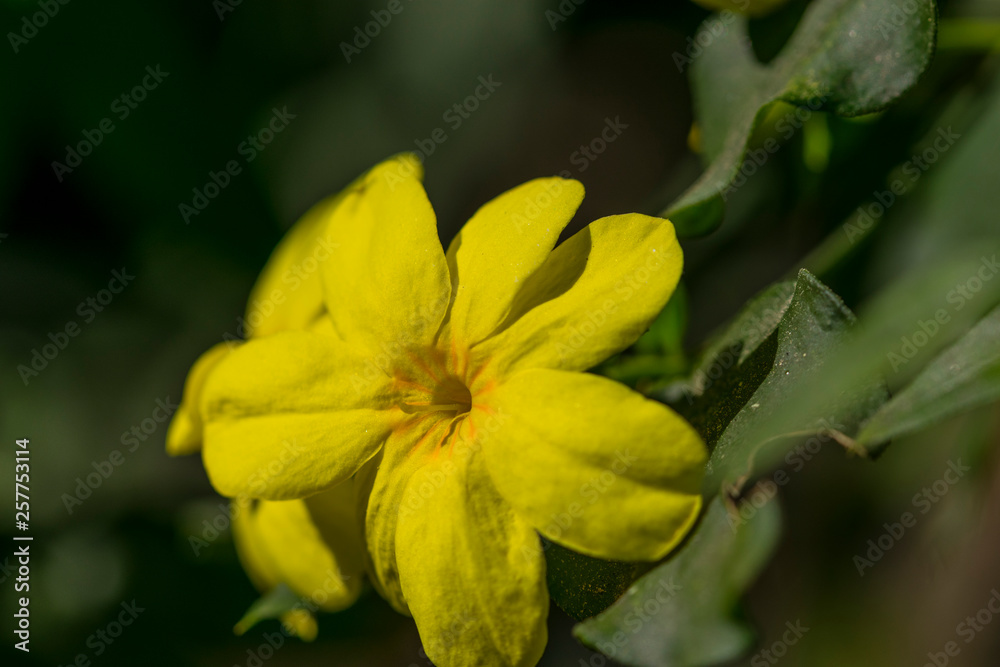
[195,153,706,666]
[167,189,366,632]
[165,187,342,456]
[231,483,365,639]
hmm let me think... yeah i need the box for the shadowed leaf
[667,0,937,235]
[573,493,781,667]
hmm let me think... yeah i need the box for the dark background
[3,0,1000,665]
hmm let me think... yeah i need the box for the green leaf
[544,540,647,622]
[719,254,1000,477]
[662,270,886,496]
[693,279,796,372]
[666,0,938,235]
[659,280,795,447]
[573,493,781,667]
[633,284,689,356]
[233,584,302,636]
[602,286,690,386]
[857,304,1000,447]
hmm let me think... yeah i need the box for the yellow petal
[201,330,397,499]
[280,609,318,642]
[166,342,234,456]
[483,369,705,562]
[304,485,367,587]
[354,416,452,615]
[396,455,548,667]
[444,177,584,346]
[232,482,364,612]
[231,499,278,592]
[474,213,683,375]
[320,154,451,353]
[244,192,347,338]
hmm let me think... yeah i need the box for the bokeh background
[2,0,1000,665]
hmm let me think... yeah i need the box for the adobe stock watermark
[677,300,791,405]
[876,0,924,40]
[843,126,960,243]
[545,0,586,31]
[509,176,575,234]
[55,600,145,666]
[556,116,628,175]
[190,501,240,557]
[7,0,71,54]
[221,231,340,345]
[749,620,810,666]
[406,609,478,667]
[213,0,244,21]
[232,574,355,667]
[0,555,13,586]
[853,459,970,576]
[886,254,998,372]
[347,292,451,394]
[189,439,304,556]
[233,629,290,667]
[394,408,511,521]
[553,250,671,362]
[179,107,297,224]
[719,96,827,202]
[385,74,502,185]
[517,448,639,565]
[61,396,179,514]
[52,65,170,182]
[232,572,354,667]
[582,576,683,665]
[16,268,135,386]
[340,0,417,63]
[922,588,1000,667]
[672,8,742,73]
[727,419,847,532]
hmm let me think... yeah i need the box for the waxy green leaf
[666,0,937,235]
[660,280,796,447]
[662,270,887,496]
[573,494,781,667]
[857,304,1000,447]
[544,540,647,622]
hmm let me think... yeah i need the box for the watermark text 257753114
[13,437,33,653]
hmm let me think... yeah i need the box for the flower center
[390,344,497,458]
[400,375,472,416]
[431,376,473,414]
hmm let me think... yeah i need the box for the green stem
[937,19,1000,52]
[791,212,874,280]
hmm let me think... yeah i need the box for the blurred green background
[2,0,1000,665]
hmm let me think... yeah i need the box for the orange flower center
[401,375,472,416]
[390,342,494,458]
